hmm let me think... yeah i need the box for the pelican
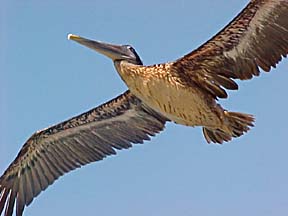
[1,0,287,215]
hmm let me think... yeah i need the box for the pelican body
[1,0,288,215]
[117,62,223,127]
[68,32,254,143]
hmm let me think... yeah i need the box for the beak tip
[67,33,79,41]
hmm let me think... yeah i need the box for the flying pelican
[1,0,287,215]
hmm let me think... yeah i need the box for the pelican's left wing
[172,0,288,99]
[0,90,167,216]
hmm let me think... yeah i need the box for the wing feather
[0,90,167,216]
[172,0,288,98]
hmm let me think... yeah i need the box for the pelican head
[68,34,142,65]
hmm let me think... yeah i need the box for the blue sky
[1,0,288,215]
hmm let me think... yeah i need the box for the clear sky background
[1,0,288,216]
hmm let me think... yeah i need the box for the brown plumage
[1,0,287,215]
[0,91,167,216]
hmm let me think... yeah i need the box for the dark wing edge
[172,0,288,99]
[0,90,168,216]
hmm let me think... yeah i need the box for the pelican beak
[68,34,130,61]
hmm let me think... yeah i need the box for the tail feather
[203,111,255,144]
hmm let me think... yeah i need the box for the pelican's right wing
[0,90,168,216]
